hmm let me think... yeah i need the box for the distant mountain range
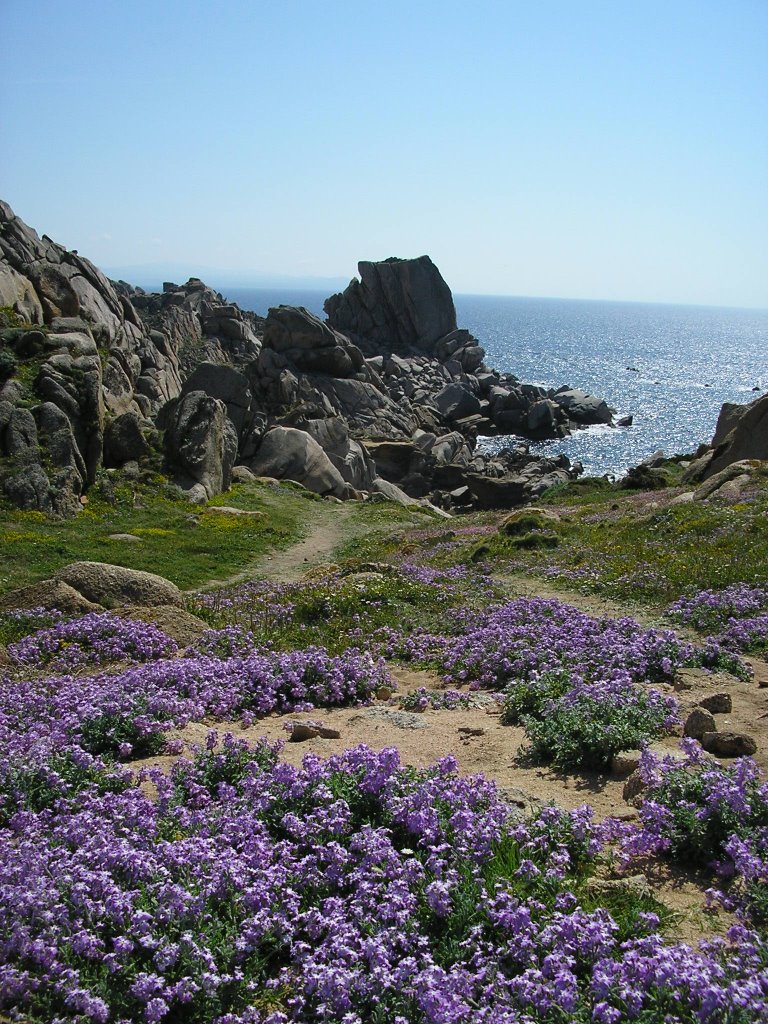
[101,263,350,293]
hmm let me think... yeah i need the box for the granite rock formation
[681,392,768,485]
[0,202,620,513]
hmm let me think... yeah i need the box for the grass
[0,477,309,593]
[464,470,768,605]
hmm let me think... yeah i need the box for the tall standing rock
[163,391,238,501]
[325,256,458,353]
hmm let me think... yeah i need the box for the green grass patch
[0,478,308,594]
[469,471,768,604]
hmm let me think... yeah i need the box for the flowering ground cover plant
[461,472,768,605]
[189,564,497,654]
[619,740,768,928]
[668,584,768,659]
[377,597,689,770]
[2,738,767,1023]
[7,611,178,671]
[399,687,492,712]
[0,604,64,645]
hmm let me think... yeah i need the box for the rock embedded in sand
[698,693,732,715]
[683,707,717,739]
[701,731,757,757]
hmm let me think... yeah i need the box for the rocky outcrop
[163,391,238,501]
[682,392,768,484]
[325,255,458,352]
[1,202,603,514]
[244,426,349,498]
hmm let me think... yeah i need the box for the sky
[1,0,766,308]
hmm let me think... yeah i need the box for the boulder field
[0,201,680,514]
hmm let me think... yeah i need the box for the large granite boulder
[554,388,614,425]
[262,305,362,378]
[245,425,348,497]
[706,392,768,477]
[103,411,150,467]
[54,561,183,607]
[180,362,253,437]
[163,390,238,500]
[325,256,458,352]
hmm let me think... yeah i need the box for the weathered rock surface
[701,731,757,757]
[163,391,238,500]
[683,707,717,739]
[245,426,348,498]
[54,561,183,607]
[682,393,768,485]
[0,579,102,615]
[326,255,458,352]
[1,202,611,515]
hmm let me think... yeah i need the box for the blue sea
[224,287,768,477]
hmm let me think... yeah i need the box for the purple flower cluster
[668,584,768,658]
[2,740,767,1023]
[400,687,490,712]
[440,597,692,689]
[619,739,768,925]
[8,612,178,671]
[0,646,390,780]
[668,584,768,631]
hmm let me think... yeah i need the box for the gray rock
[325,255,458,352]
[230,465,256,484]
[698,693,732,714]
[0,578,102,615]
[693,460,756,500]
[103,411,149,466]
[684,707,717,739]
[180,362,253,437]
[433,383,482,421]
[555,388,614,425]
[54,561,183,608]
[263,306,357,377]
[622,770,647,806]
[3,464,52,512]
[612,750,643,777]
[246,426,347,497]
[287,720,341,742]
[370,477,420,506]
[701,731,757,757]
[704,393,768,479]
[164,391,238,500]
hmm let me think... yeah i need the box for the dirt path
[255,501,357,581]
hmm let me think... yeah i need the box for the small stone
[701,731,757,757]
[287,723,320,742]
[585,874,652,900]
[457,726,485,737]
[611,750,642,777]
[698,693,732,715]
[205,506,265,518]
[108,533,143,543]
[376,686,393,702]
[622,770,647,806]
[287,719,341,741]
[684,707,717,739]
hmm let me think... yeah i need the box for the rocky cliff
[0,203,616,514]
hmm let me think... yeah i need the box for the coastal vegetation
[1,470,768,1022]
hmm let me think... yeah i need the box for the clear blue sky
[1,0,766,307]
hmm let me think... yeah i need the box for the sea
[223,286,768,478]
